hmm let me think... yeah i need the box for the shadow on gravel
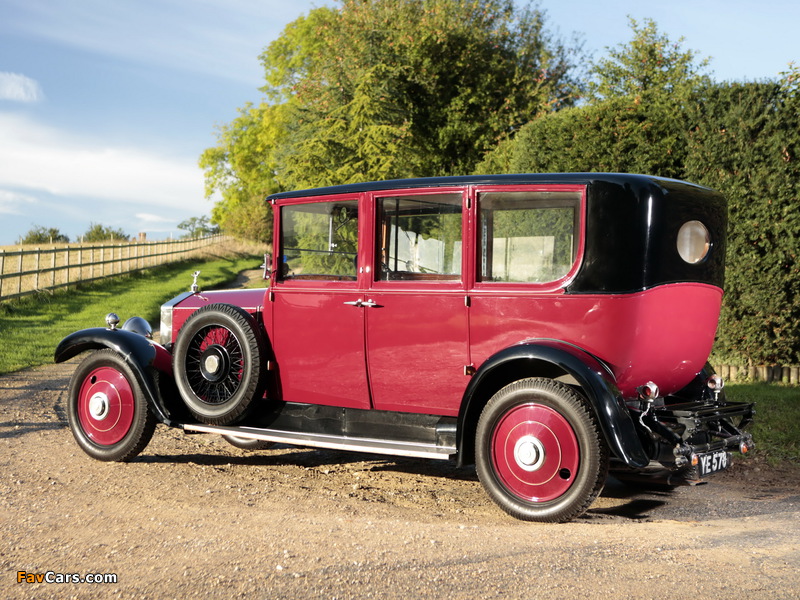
[0,419,64,438]
[137,445,478,481]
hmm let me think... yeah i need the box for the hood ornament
[191,271,201,294]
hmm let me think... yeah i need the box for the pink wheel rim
[491,403,580,502]
[77,366,135,445]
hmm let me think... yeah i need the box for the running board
[183,423,457,461]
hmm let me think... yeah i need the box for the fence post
[17,250,23,296]
[34,248,41,290]
[0,250,4,298]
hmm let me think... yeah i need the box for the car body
[55,173,754,522]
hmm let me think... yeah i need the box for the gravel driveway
[2,359,798,599]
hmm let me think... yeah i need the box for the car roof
[266,173,704,201]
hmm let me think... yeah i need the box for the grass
[725,384,800,465]
[0,253,263,375]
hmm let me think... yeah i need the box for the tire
[222,435,275,451]
[475,378,608,523]
[173,304,265,425]
[67,349,156,462]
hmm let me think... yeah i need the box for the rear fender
[55,328,180,426]
[457,340,649,469]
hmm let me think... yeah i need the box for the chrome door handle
[361,299,379,308]
[343,299,363,307]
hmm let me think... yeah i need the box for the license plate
[697,450,730,477]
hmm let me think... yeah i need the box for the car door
[271,196,372,409]
[364,190,470,416]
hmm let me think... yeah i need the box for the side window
[377,193,463,280]
[280,200,359,281]
[479,191,580,283]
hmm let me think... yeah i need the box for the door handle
[343,299,363,307]
[361,299,379,308]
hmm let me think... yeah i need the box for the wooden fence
[712,363,800,385]
[0,234,228,301]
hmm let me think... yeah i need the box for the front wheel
[67,349,156,461]
[475,378,608,523]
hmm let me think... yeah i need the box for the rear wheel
[67,349,156,461]
[173,304,265,425]
[475,378,608,523]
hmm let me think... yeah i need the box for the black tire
[222,435,275,451]
[475,378,608,523]
[67,349,156,462]
[173,303,265,425]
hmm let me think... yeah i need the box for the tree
[19,226,69,245]
[177,216,220,239]
[201,0,584,240]
[82,223,128,243]
[477,18,708,177]
[589,17,711,103]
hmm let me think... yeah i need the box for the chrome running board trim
[183,424,456,460]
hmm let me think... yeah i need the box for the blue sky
[0,0,797,246]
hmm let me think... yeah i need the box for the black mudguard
[54,328,180,426]
[457,339,650,469]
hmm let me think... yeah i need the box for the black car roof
[266,173,705,201]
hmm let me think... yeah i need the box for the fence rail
[0,234,228,301]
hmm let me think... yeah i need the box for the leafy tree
[589,17,711,103]
[19,226,69,245]
[477,18,706,177]
[82,223,128,243]
[177,215,220,239]
[202,0,584,241]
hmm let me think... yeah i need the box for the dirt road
[1,360,798,600]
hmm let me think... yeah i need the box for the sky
[0,0,797,246]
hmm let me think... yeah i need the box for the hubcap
[491,403,580,502]
[514,435,546,472]
[88,392,110,420]
[77,366,135,446]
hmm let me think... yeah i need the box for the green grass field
[0,253,263,374]
[1,259,796,467]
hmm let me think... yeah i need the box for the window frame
[274,193,364,288]
[468,184,587,292]
[369,187,468,291]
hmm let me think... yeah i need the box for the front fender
[55,328,178,426]
[458,340,649,469]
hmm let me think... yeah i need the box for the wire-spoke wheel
[476,378,608,523]
[67,349,156,461]
[173,304,265,425]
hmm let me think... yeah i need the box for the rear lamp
[637,381,660,401]
[677,220,710,264]
[706,374,725,392]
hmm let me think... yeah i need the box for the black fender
[54,328,180,426]
[457,339,649,469]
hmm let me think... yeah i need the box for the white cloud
[0,112,205,211]
[0,72,44,103]
[136,213,175,223]
[3,0,322,86]
[0,188,40,214]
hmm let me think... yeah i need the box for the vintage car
[55,173,754,523]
